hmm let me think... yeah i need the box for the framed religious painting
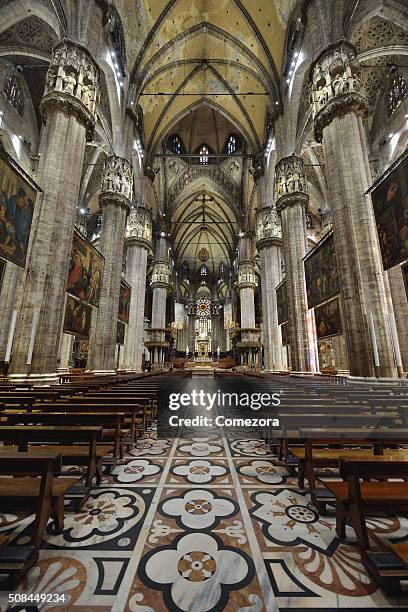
[276,280,288,325]
[304,232,340,308]
[371,152,408,270]
[67,230,104,307]
[0,147,39,268]
[118,278,131,323]
[314,297,343,339]
[63,295,92,339]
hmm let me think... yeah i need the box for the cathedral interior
[1,0,408,610]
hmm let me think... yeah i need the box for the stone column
[211,304,221,357]
[311,41,397,377]
[0,263,22,361]
[256,206,285,371]
[186,302,195,357]
[9,40,99,380]
[58,333,73,371]
[88,156,133,372]
[147,257,170,366]
[236,239,261,366]
[276,156,313,372]
[122,206,152,371]
[388,266,408,372]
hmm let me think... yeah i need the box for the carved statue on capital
[311,41,368,142]
[275,156,307,201]
[126,206,152,248]
[256,207,282,246]
[237,263,257,289]
[42,40,100,138]
[150,262,171,288]
[101,156,134,203]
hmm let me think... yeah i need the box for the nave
[1,372,408,611]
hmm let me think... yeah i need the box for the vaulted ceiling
[126,0,292,159]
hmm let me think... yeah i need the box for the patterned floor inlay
[1,398,408,609]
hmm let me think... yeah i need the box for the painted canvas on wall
[63,295,92,339]
[118,279,131,323]
[0,148,37,268]
[402,261,408,302]
[304,232,340,308]
[67,230,104,307]
[371,154,408,270]
[276,280,288,325]
[224,302,235,329]
[117,320,126,345]
[281,321,290,346]
[314,297,343,339]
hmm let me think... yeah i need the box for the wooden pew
[0,450,78,539]
[0,452,64,586]
[291,429,408,503]
[3,412,125,463]
[325,455,408,591]
[0,425,102,507]
[32,401,146,442]
[326,455,408,545]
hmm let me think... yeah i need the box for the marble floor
[1,376,408,611]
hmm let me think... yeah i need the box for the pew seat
[0,476,79,534]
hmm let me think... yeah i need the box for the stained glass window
[388,75,406,116]
[199,145,209,164]
[169,134,184,154]
[227,136,236,154]
[196,298,211,319]
[180,261,190,278]
[3,73,24,116]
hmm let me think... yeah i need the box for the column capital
[275,155,309,213]
[125,206,152,250]
[237,262,257,290]
[150,262,171,290]
[40,39,100,140]
[256,207,282,250]
[99,155,133,212]
[311,40,368,142]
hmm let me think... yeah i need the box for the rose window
[196,298,211,319]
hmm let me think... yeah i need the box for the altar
[197,338,209,358]
[197,330,210,358]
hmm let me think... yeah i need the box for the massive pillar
[388,266,408,372]
[146,236,170,366]
[186,301,195,357]
[236,237,261,367]
[276,156,313,372]
[10,40,99,379]
[256,204,284,371]
[122,206,152,370]
[58,333,73,371]
[88,156,133,372]
[0,264,22,362]
[311,41,397,377]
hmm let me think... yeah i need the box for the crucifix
[195,193,214,224]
